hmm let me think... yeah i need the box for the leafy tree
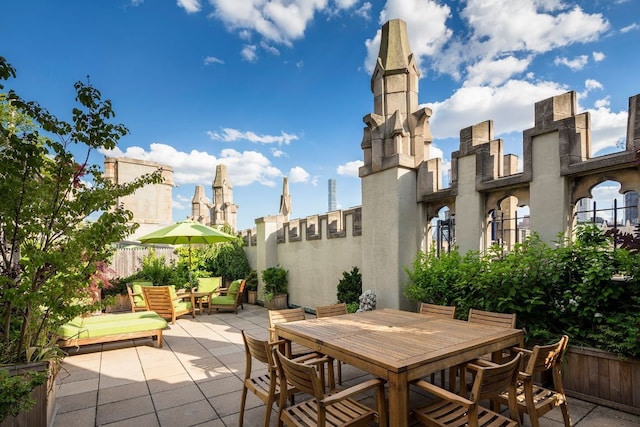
[337,266,362,310]
[0,56,161,418]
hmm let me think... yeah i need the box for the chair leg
[337,360,342,385]
[239,386,248,426]
[560,403,572,427]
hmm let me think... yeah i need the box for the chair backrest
[419,303,456,319]
[242,330,275,370]
[142,286,174,319]
[274,348,324,400]
[470,352,522,402]
[197,277,221,294]
[232,280,246,303]
[525,335,569,375]
[269,307,306,327]
[468,308,516,328]
[315,303,348,318]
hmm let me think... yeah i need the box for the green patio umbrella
[138,221,236,271]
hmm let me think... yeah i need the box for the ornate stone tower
[211,164,238,230]
[191,185,210,225]
[360,19,433,310]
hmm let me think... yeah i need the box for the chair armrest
[322,378,385,405]
[218,287,229,295]
[269,339,287,347]
[412,379,474,407]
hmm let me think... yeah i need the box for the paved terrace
[53,304,640,427]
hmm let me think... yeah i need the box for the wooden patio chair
[315,303,348,384]
[494,335,571,427]
[269,307,336,391]
[412,353,522,427]
[418,303,456,387]
[239,331,333,427]
[142,285,195,324]
[419,302,456,318]
[274,348,387,427]
[127,282,151,313]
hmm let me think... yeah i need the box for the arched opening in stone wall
[486,196,530,252]
[427,206,454,256]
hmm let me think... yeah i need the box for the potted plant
[245,270,258,304]
[0,57,161,424]
[261,265,288,309]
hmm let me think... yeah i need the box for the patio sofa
[208,279,246,313]
[57,311,168,348]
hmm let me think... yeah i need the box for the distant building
[191,164,238,231]
[625,192,638,225]
[328,179,337,211]
[103,157,174,239]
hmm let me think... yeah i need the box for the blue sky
[2,0,639,230]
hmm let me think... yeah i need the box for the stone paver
[53,304,638,427]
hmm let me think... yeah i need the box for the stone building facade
[242,19,640,311]
[191,164,238,231]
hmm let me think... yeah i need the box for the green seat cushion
[57,312,168,339]
[174,300,192,311]
[197,277,221,293]
[209,295,235,305]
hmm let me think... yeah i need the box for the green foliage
[204,241,250,282]
[0,53,162,398]
[123,251,183,289]
[0,369,47,422]
[261,265,288,301]
[245,270,258,291]
[337,267,362,306]
[404,224,640,358]
[346,302,360,314]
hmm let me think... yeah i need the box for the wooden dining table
[275,308,524,427]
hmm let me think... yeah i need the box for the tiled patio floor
[53,304,640,427]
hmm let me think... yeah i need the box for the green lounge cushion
[57,312,168,340]
[197,277,221,294]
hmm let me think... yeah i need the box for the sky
[2,0,639,230]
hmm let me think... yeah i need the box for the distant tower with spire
[211,164,237,230]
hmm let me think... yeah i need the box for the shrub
[404,225,640,358]
[245,270,258,291]
[337,267,362,312]
[261,265,288,301]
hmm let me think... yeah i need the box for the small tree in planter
[0,57,161,422]
[261,265,288,309]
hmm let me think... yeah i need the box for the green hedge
[404,225,640,358]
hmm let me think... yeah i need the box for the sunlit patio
[52,304,640,427]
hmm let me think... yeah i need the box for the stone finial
[279,177,291,219]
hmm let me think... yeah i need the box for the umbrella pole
[188,244,193,289]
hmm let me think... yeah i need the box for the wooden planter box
[264,294,288,310]
[104,294,131,313]
[247,290,257,304]
[0,361,57,427]
[563,345,640,415]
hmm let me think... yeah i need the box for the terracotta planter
[264,293,288,310]
[0,361,57,427]
[247,290,257,304]
[563,345,640,415]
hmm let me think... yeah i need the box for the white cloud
[177,0,201,14]
[585,79,603,91]
[425,79,567,139]
[260,41,280,55]
[99,143,283,187]
[465,56,532,87]
[130,0,144,6]
[620,22,640,33]
[587,107,629,154]
[592,51,605,61]
[288,166,311,183]
[271,148,286,157]
[594,97,610,109]
[207,128,300,145]
[554,55,589,70]
[241,44,258,62]
[355,2,372,20]
[204,56,224,65]
[337,160,364,177]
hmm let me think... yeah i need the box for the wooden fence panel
[109,247,178,278]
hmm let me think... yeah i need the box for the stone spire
[360,19,433,177]
[211,164,238,230]
[279,177,291,221]
[191,184,210,225]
